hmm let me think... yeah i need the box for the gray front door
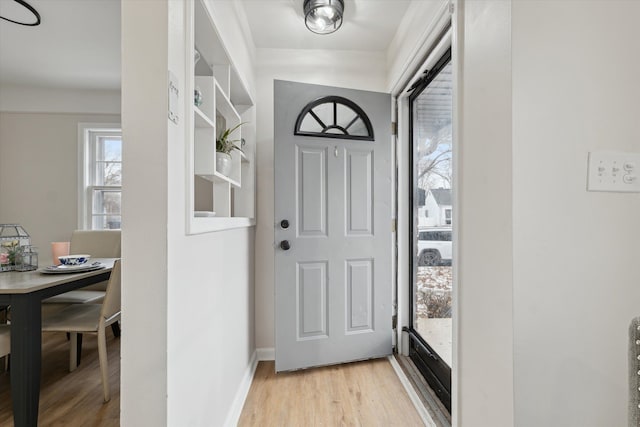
[274,80,392,371]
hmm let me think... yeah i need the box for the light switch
[587,151,640,192]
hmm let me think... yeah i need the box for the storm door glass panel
[409,50,452,411]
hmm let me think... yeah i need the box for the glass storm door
[408,49,453,411]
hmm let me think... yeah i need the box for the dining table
[0,257,116,427]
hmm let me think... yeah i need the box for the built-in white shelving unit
[187,0,256,234]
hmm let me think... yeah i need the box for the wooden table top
[0,258,116,294]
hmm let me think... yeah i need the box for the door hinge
[391,218,397,232]
[391,122,397,136]
[449,2,454,14]
[392,314,397,329]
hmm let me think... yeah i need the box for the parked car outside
[417,226,452,266]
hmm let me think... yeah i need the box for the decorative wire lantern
[0,224,32,272]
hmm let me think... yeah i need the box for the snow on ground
[416,266,452,318]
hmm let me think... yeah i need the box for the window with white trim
[78,124,122,230]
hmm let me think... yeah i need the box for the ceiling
[238,0,412,51]
[0,0,412,91]
[0,0,121,90]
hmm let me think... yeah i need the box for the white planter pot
[216,152,232,176]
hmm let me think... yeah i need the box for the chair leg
[68,333,83,371]
[98,327,110,402]
[77,333,83,367]
[69,333,78,372]
[111,322,121,337]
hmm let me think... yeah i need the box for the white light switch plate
[587,151,640,192]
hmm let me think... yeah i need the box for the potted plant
[216,122,244,176]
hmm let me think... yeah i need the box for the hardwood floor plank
[0,329,120,426]
[238,358,425,427]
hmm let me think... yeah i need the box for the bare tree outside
[412,60,453,369]
[94,137,122,229]
[417,145,451,191]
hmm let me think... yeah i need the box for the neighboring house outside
[419,188,452,227]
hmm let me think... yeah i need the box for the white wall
[0,85,120,115]
[512,2,640,426]
[0,112,120,261]
[121,0,257,425]
[448,1,640,425]
[455,1,514,425]
[253,48,387,350]
[120,0,169,424]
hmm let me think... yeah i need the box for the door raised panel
[296,145,328,237]
[297,261,329,340]
[345,149,374,236]
[345,259,374,333]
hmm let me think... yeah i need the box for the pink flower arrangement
[1,239,20,265]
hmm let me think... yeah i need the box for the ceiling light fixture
[304,0,344,35]
[0,0,41,26]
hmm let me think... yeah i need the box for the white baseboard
[223,351,259,427]
[256,347,275,361]
[387,355,437,427]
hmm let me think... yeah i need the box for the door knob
[280,219,289,229]
[280,240,291,250]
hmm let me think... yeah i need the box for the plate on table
[40,262,106,274]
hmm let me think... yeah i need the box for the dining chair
[42,230,122,337]
[42,259,121,402]
[0,324,9,370]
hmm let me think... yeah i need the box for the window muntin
[294,96,374,141]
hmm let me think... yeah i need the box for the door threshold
[393,353,451,427]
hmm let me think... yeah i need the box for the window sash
[78,124,122,230]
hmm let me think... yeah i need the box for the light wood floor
[238,358,425,427]
[0,329,120,426]
[0,335,423,426]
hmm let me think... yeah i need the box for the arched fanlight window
[295,96,374,141]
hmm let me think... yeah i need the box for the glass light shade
[304,0,344,35]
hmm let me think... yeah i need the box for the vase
[194,86,203,107]
[216,152,232,176]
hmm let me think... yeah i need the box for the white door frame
[388,0,457,423]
